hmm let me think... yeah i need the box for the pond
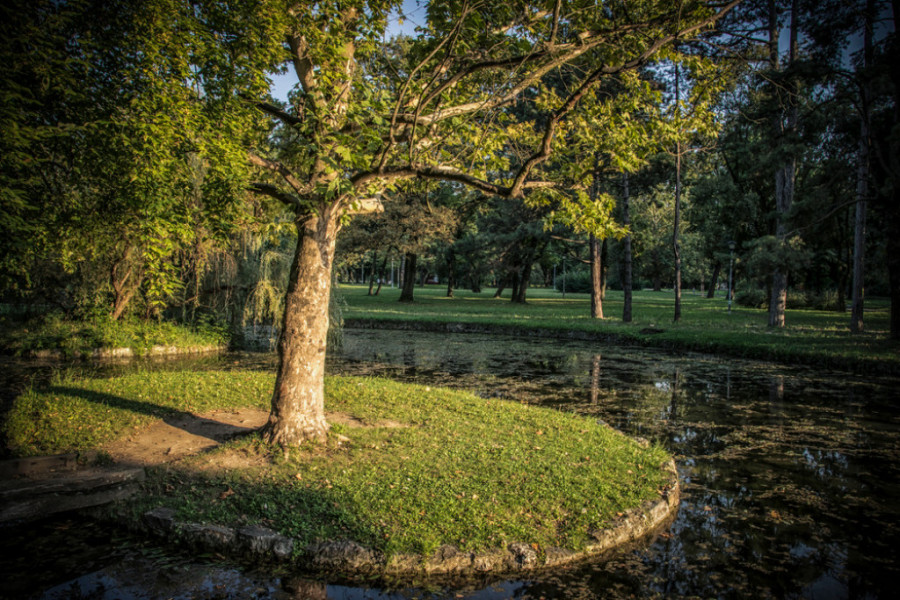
[2,328,899,599]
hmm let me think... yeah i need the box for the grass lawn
[3,370,671,559]
[340,284,899,372]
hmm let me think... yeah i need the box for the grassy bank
[0,314,228,358]
[3,370,671,559]
[340,285,899,373]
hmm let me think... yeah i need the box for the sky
[269,0,425,103]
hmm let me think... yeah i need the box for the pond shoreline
[344,318,899,375]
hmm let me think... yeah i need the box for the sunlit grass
[134,375,672,558]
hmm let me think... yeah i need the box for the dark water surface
[2,328,899,599]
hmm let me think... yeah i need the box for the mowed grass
[341,285,899,372]
[3,370,671,558]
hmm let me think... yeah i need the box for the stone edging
[138,459,679,577]
[29,344,226,359]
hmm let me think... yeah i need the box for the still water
[2,328,899,599]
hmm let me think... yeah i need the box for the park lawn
[340,284,899,372]
[3,370,671,559]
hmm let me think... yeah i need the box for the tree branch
[247,153,308,195]
[248,183,304,212]
[253,99,303,127]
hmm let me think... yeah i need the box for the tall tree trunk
[494,273,508,298]
[600,238,608,300]
[622,172,633,322]
[707,261,721,299]
[851,0,874,333]
[513,260,535,303]
[590,234,604,318]
[767,0,797,329]
[262,213,338,446]
[510,270,521,302]
[887,0,900,339]
[375,254,388,296]
[673,62,683,323]
[399,252,417,302]
[446,247,455,298]
[367,250,377,296]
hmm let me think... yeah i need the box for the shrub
[735,285,767,308]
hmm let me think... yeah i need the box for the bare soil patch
[103,409,406,468]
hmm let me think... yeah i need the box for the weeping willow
[240,228,344,351]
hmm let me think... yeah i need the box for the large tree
[243,0,741,445]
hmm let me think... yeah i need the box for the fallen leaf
[219,487,235,500]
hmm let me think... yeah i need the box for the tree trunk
[367,250,377,296]
[513,261,534,303]
[622,172,633,322]
[851,0,874,333]
[707,261,721,299]
[110,249,141,321]
[510,270,521,303]
[399,252,417,302]
[446,247,455,298]
[494,274,507,298]
[374,254,388,296]
[767,0,797,329]
[590,234,604,318]
[262,213,338,446]
[673,61,682,323]
[889,219,900,339]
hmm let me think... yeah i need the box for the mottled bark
[590,234,604,319]
[262,212,339,446]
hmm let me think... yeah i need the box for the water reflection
[328,330,900,599]
[2,329,899,598]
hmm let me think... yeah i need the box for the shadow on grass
[46,385,259,444]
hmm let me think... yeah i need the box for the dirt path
[104,408,270,467]
[102,409,402,467]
